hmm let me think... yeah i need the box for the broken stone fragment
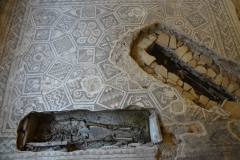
[188,60,197,68]
[168,72,179,82]
[177,80,183,87]
[190,88,199,100]
[137,41,148,50]
[207,68,216,79]
[227,82,239,93]
[148,33,157,41]
[175,86,183,93]
[156,32,170,47]
[211,64,220,75]
[193,54,200,61]
[195,65,207,74]
[205,100,218,110]
[142,66,155,74]
[169,35,177,49]
[149,61,158,69]
[194,50,202,56]
[154,65,168,78]
[183,91,196,101]
[221,99,228,108]
[214,74,223,85]
[221,77,229,89]
[200,54,212,66]
[154,74,166,83]
[175,45,188,58]
[222,71,228,77]
[141,50,156,66]
[177,41,183,47]
[199,95,209,106]
[182,52,193,63]
[183,82,192,91]
[167,79,177,87]
[142,38,153,47]
[234,89,240,97]
[149,113,162,144]
[197,60,206,66]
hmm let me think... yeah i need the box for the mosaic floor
[0,0,240,159]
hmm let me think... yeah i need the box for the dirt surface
[232,0,240,20]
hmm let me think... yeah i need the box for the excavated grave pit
[16,108,162,152]
[112,22,240,110]
[148,43,237,104]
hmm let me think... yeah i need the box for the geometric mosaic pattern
[0,0,240,159]
[47,60,72,81]
[44,87,72,110]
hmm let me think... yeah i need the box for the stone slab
[169,35,177,49]
[227,82,239,93]
[182,52,193,63]
[197,60,206,66]
[175,85,183,93]
[195,65,207,74]
[190,88,199,100]
[200,54,213,66]
[205,100,218,110]
[156,32,170,47]
[143,38,153,47]
[177,41,183,47]
[234,89,240,97]
[138,41,148,50]
[211,64,220,75]
[149,61,158,69]
[183,91,196,101]
[177,80,183,87]
[183,82,192,91]
[193,54,200,61]
[141,50,156,66]
[214,74,223,85]
[199,95,209,106]
[148,33,157,41]
[154,65,168,78]
[175,45,188,58]
[142,65,155,74]
[221,77,229,89]
[168,72,179,82]
[188,60,197,68]
[207,68,216,79]
[167,79,177,86]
